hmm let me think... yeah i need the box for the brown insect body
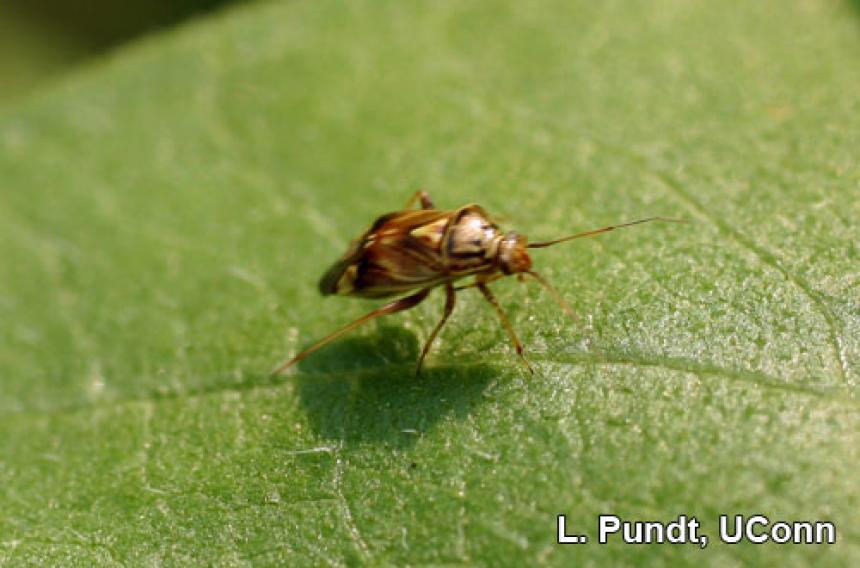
[318,204,530,299]
[272,191,682,376]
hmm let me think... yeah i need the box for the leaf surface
[1,0,858,564]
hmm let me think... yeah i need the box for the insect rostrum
[273,191,682,376]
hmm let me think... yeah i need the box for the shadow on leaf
[292,326,496,446]
[291,324,422,374]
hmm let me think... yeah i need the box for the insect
[272,191,683,376]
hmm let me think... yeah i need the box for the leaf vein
[651,170,852,392]
[332,450,372,563]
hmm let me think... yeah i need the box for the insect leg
[403,190,435,210]
[271,288,431,376]
[525,270,579,322]
[453,273,504,291]
[476,282,535,374]
[415,282,456,375]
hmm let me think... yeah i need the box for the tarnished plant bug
[273,191,683,375]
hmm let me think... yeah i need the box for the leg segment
[403,190,435,210]
[415,282,456,375]
[453,272,503,291]
[476,282,534,374]
[271,288,431,376]
[525,270,579,322]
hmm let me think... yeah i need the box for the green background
[0,0,237,102]
[1,0,858,564]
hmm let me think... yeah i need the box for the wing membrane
[319,210,453,298]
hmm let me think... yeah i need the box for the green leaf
[1,0,858,564]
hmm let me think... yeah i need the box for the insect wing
[318,236,365,295]
[320,209,453,298]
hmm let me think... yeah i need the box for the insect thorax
[443,206,504,272]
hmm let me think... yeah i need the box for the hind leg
[271,288,431,376]
[403,191,435,210]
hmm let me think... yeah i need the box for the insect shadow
[293,325,495,446]
[290,324,421,374]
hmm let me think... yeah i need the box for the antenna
[528,217,688,249]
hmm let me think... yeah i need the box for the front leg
[476,282,534,374]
